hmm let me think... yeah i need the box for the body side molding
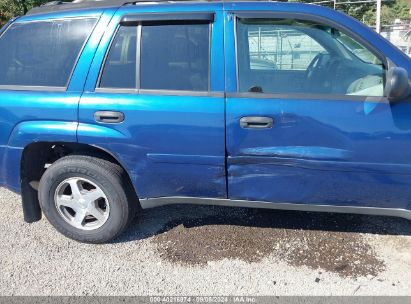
[139,197,411,220]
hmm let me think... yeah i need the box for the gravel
[0,187,410,295]
[153,211,386,278]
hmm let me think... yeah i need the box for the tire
[38,155,137,243]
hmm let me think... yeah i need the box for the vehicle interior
[0,19,96,87]
[100,22,210,90]
[237,18,385,97]
[99,26,137,88]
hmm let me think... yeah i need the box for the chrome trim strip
[94,87,225,97]
[139,196,411,220]
[139,89,223,97]
[226,92,388,103]
[0,17,17,38]
[136,23,142,90]
[0,85,66,92]
[208,22,212,92]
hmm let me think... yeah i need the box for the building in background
[381,19,411,56]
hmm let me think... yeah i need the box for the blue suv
[1,0,411,243]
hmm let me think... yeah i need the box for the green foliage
[0,0,70,27]
[346,0,411,26]
[0,0,22,25]
[391,0,411,20]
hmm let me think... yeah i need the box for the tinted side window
[100,26,137,89]
[237,18,385,97]
[247,24,325,71]
[0,18,96,87]
[140,23,210,91]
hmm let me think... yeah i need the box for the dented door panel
[226,96,411,210]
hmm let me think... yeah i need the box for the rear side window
[99,26,137,89]
[0,18,97,88]
[99,22,210,91]
[140,23,209,91]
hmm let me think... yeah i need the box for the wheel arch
[20,141,139,223]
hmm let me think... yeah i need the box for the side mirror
[385,67,411,102]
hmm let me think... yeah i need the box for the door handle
[94,111,125,124]
[240,116,273,129]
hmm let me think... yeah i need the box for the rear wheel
[38,155,136,243]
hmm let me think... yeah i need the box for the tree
[0,0,73,27]
[351,0,411,26]
[0,0,22,26]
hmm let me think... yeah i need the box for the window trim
[0,16,98,91]
[226,92,387,103]
[97,15,214,94]
[95,87,224,97]
[233,12,389,100]
[136,23,142,90]
[120,12,215,24]
[0,85,66,92]
[0,17,17,37]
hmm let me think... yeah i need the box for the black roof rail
[26,0,285,16]
[26,0,185,16]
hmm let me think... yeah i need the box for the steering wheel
[305,53,337,93]
[12,58,24,68]
[305,53,322,80]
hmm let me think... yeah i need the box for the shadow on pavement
[115,204,411,243]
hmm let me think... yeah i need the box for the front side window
[0,18,97,87]
[247,23,325,71]
[237,18,385,97]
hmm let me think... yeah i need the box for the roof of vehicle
[26,0,287,16]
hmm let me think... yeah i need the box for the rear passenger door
[78,7,226,200]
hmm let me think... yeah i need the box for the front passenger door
[225,13,411,210]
